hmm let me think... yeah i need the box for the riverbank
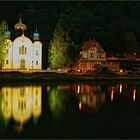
[0,71,140,83]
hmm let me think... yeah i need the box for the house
[76,39,106,73]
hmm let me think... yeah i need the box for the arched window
[21,45,24,54]
[36,50,38,55]
[36,61,38,65]
[19,47,21,54]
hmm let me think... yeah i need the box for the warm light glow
[77,69,81,73]
[133,88,136,102]
[120,69,123,73]
[111,87,114,102]
[79,101,82,110]
[0,86,42,130]
[3,34,42,70]
[77,85,80,94]
[119,84,122,93]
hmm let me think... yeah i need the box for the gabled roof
[81,38,105,53]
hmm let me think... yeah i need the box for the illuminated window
[20,46,27,55]
[6,60,8,64]
[36,50,38,55]
[90,52,94,58]
[19,47,21,54]
[36,61,38,65]
[21,45,24,54]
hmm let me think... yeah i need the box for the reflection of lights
[111,87,114,102]
[47,86,51,92]
[0,86,42,132]
[77,85,80,94]
[26,87,28,94]
[28,97,32,105]
[133,88,136,102]
[119,84,122,93]
[82,95,87,104]
[79,101,82,110]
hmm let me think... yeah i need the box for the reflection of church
[0,86,42,131]
[2,18,42,70]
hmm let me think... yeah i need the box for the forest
[0,1,140,68]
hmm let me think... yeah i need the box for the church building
[2,18,42,70]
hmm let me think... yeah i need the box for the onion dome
[33,27,40,41]
[14,18,26,31]
[5,28,11,39]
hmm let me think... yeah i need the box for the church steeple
[5,26,11,39]
[33,26,40,41]
[14,14,26,35]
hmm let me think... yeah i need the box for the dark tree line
[0,1,140,68]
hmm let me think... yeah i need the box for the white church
[2,18,42,70]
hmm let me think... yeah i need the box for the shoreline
[0,71,140,83]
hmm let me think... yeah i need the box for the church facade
[2,18,42,70]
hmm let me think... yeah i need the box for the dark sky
[0,1,46,29]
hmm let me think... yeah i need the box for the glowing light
[79,101,82,110]
[77,85,80,94]
[0,86,42,131]
[3,33,42,70]
[111,87,114,102]
[120,69,123,73]
[77,69,81,73]
[133,88,136,102]
[119,84,122,93]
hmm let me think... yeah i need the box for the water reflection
[0,86,42,132]
[109,83,138,102]
[0,82,139,138]
[111,86,115,102]
[48,88,67,120]
[119,84,122,93]
[133,88,136,102]
[73,84,105,112]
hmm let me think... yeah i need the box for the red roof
[81,39,92,51]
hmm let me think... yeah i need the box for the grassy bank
[0,71,140,83]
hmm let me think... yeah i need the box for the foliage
[1,1,140,66]
[48,15,74,69]
[48,87,66,120]
[124,32,140,55]
[0,21,8,67]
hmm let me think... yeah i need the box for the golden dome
[14,18,26,30]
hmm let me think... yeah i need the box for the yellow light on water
[111,87,114,102]
[77,85,80,94]
[79,101,82,110]
[133,88,136,102]
[119,84,122,93]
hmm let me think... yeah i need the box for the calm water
[0,81,140,138]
